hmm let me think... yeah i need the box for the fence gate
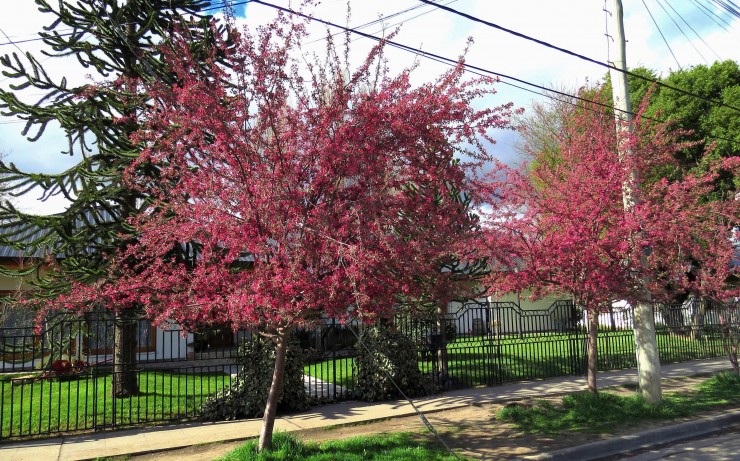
[401,299,589,389]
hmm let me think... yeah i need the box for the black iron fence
[0,298,733,440]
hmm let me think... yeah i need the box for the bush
[352,324,435,401]
[201,334,309,421]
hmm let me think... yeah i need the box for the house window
[85,312,156,354]
[0,293,36,363]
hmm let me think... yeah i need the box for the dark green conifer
[0,0,223,397]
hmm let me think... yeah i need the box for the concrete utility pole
[610,0,662,404]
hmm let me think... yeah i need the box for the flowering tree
[478,89,738,394]
[49,14,516,450]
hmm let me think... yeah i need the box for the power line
[641,0,682,69]
[4,0,737,147]
[0,32,76,48]
[0,27,31,56]
[690,0,735,32]
[710,0,740,19]
[247,0,738,147]
[1,0,735,115]
[659,0,722,62]
[653,0,709,65]
[345,321,462,461]
[0,1,248,49]
[304,0,460,46]
[415,0,740,115]
[260,1,624,109]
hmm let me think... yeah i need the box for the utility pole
[610,0,662,404]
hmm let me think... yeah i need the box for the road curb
[527,409,740,460]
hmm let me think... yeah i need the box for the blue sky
[0,0,738,214]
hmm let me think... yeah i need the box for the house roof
[0,209,257,265]
[0,224,52,259]
[0,208,117,260]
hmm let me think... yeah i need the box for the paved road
[618,426,740,460]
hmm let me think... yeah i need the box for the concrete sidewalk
[0,358,732,461]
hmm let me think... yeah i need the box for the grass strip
[496,371,740,435]
[217,432,462,461]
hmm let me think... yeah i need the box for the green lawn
[304,330,726,389]
[1,370,230,438]
[304,333,589,388]
[217,432,462,461]
[303,357,355,388]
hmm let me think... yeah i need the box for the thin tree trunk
[609,306,617,331]
[634,301,662,404]
[258,330,288,452]
[436,300,449,377]
[113,310,139,398]
[690,298,706,341]
[587,309,599,393]
[719,308,740,375]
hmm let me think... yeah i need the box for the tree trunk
[633,301,662,404]
[436,301,449,377]
[587,309,599,393]
[690,297,706,341]
[258,330,288,452]
[113,310,139,398]
[609,306,617,331]
[660,305,686,332]
[718,307,740,375]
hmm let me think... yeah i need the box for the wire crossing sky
[1,0,738,214]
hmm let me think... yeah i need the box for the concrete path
[303,375,347,398]
[0,358,732,461]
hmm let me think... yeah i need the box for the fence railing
[0,298,733,440]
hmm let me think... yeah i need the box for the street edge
[527,409,740,461]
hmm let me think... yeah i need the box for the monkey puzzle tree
[0,0,224,397]
[50,13,516,451]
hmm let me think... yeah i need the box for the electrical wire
[247,0,739,146]
[690,0,735,32]
[0,27,30,56]
[415,0,740,114]
[304,0,460,46]
[660,0,723,61]
[345,321,462,460]
[248,0,629,112]
[0,0,736,120]
[0,33,76,48]
[0,0,251,48]
[710,0,740,19]
[641,0,682,69]
[3,0,738,147]
[653,0,709,65]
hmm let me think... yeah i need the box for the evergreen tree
[0,0,223,397]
